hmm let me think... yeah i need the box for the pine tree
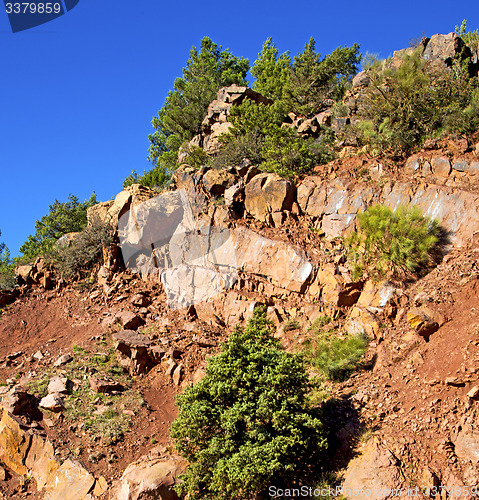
[147,37,249,179]
[286,37,360,116]
[251,38,291,102]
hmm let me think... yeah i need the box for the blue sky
[1,0,478,256]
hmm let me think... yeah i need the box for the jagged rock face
[117,186,312,310]
[297,176,479,246]
[244,172,296,223]
[422,32,471,67]
[342,439,405,500]
[86,183,156,227]
[297,177,374,238]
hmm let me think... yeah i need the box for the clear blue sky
[1,0,477,256]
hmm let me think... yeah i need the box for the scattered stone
[113,330,154,375]
[431,156,451,178]
[1,386,33,415]
[33,350,44,361]
[89,377,124,394]
[0,466,5,481]
[444,376,465,387]
[6,351,23,362]
[115,311,145,331]
[407,309,439,340]
[47,376,72,395]
[194,336,217,348]
[93,405,111,416]
[467,386,479,399]
[172,365,184,386]
[53,354,73,367]
[130,293,150,308]
[39,393,65,412]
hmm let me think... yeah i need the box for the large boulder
[0,409,31,475]
[25,434,60,491]
[111,453,187,500]
[43,459,95,500]
[87,184,155,228]
[244,172,295,223]
[202,169,236,196]
[423,32,471,67]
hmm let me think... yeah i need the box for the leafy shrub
[212,130,265,170]
[221,100,334,178]
[346,204,439,279]
[51,215,114,280]
[305,327,368,381]
[19,193,97,260]
[456,19,479,55]
[260,126,334,180]
[171,308,325,500]
[123,161,173,189]
[356,49,479,156]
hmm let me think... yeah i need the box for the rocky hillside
[1,34,479,500]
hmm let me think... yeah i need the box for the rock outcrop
[0,408,99,498]
[180,85,272,158]
[244,172,295,223]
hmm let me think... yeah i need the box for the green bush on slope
[346,204,440,280]
[19,193,97,261]
[171,308,325,500]
[355,47,479,156]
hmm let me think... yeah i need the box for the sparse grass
[26,374,50,398]
[72,345,86,355]
[283,319,300,332]
[311,315,332,330]
[27,340,144,444]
